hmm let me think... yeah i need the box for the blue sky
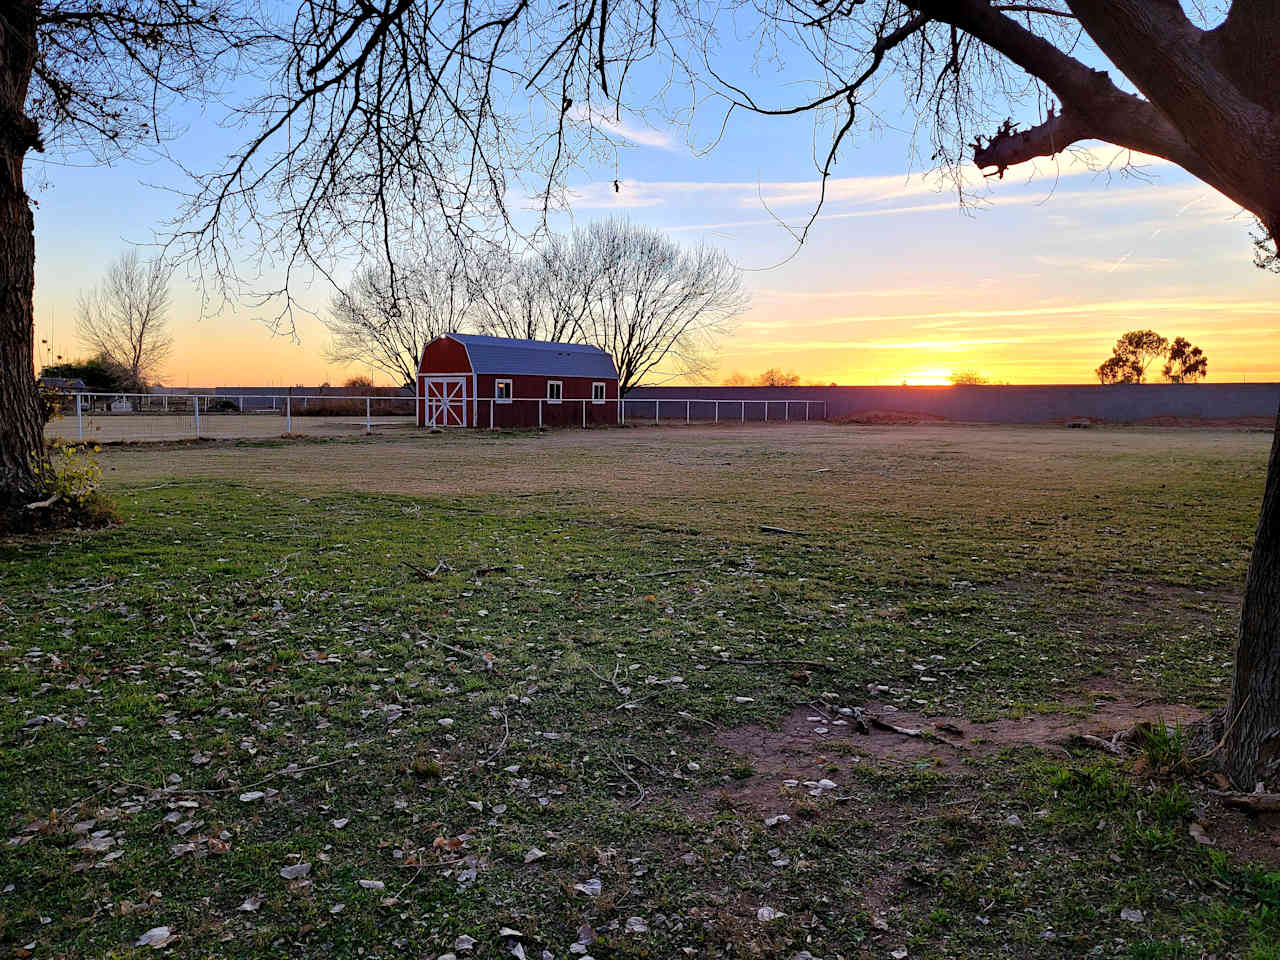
[29,8,1279,386]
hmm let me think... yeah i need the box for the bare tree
[755,369,801,387]
[76,249,174,390]
[326,253,474,387]
[574,219,746,394]
[470,237,594,345]
[1,0,258,522]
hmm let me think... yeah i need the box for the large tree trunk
[0,0,45,522]
[1221,405,1280,790]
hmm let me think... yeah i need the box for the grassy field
[3,422,1278,959]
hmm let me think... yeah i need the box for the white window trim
[591,381,607,404]
[547,380,563,404]
[495,379,513,404]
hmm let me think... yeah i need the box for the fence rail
[42,391,828,443]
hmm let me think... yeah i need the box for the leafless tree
[572,219,746,394]
[326,252,474,387]
[76,249,174,390]
[470,236,595,345]
[2,0,260,522]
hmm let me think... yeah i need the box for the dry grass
[98,421,1271,533]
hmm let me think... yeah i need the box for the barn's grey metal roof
[449,333,618,379]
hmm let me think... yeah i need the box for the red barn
[416,333,620,428]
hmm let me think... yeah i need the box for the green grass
[1,425,1275,958]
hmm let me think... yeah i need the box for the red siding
[419,336,473,375]
[474,374,618,428]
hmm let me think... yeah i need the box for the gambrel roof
[447,333,618,379]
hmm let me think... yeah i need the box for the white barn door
[424,377,469,427]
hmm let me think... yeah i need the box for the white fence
[45,392,415,444]
[42,391,828,443]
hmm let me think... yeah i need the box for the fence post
[238,396,244,413]
[741,401,745,423]
[715,400,719,424]
[618,397,624,425]
[785,400,790,422]
[366,397,372,434]
[75,393,83,443]
[538,399,543,429]
[764,401,768,422]
[655,400,660,426]
[582,399,586,429]
[286,395,292,433]
[193,395,201,438]
[686,400,690,425]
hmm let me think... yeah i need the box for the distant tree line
[1096,331,1208,385]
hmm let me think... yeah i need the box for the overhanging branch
[971,107,1088,176]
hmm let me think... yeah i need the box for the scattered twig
[584,662,626,695]
[868,714,923,738]
[609,755,647,808]
[24,492,61,510]
[759,525,808,536]
[636,568,694,578]
[403,558,450,581]
[482,710,510,766]
[474,565,508,576]
[1211,790,1280,813]
[1074,733,1125,756]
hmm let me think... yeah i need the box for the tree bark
[1222,405,1280,790]
[0,0,45,522]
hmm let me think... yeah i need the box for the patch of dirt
[1197,801,1280,868]
[709,697,1280,869]
[716,697,1202,781]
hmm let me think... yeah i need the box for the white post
[538,399,543,429]
[764,401,768,422]
[805,401,810,421]
[193,395,201,438]
[163,395,168,413]
[715,401,719,424]
[741,401,745,423]
[238,396,244,413]
[490,397,496,430]
[655,400,660,426]
[582,399,586,429]
[75,393,83,443]
[366,397,372,433]
[785,400,790,422]
[686,400,690,425]
[286,395,292,432]
[618,397,624,425]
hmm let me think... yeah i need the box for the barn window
[495,379,512,403]
[547,380,563,404]
[592,382,606,404]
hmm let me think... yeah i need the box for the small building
[416,333,619,428]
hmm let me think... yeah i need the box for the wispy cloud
[568,107,679,151]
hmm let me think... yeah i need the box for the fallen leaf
[279,862,312,880]
[573,878,602,897]
[135,926,176,948]
[524,847,546,864]
[238,895,262,912]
